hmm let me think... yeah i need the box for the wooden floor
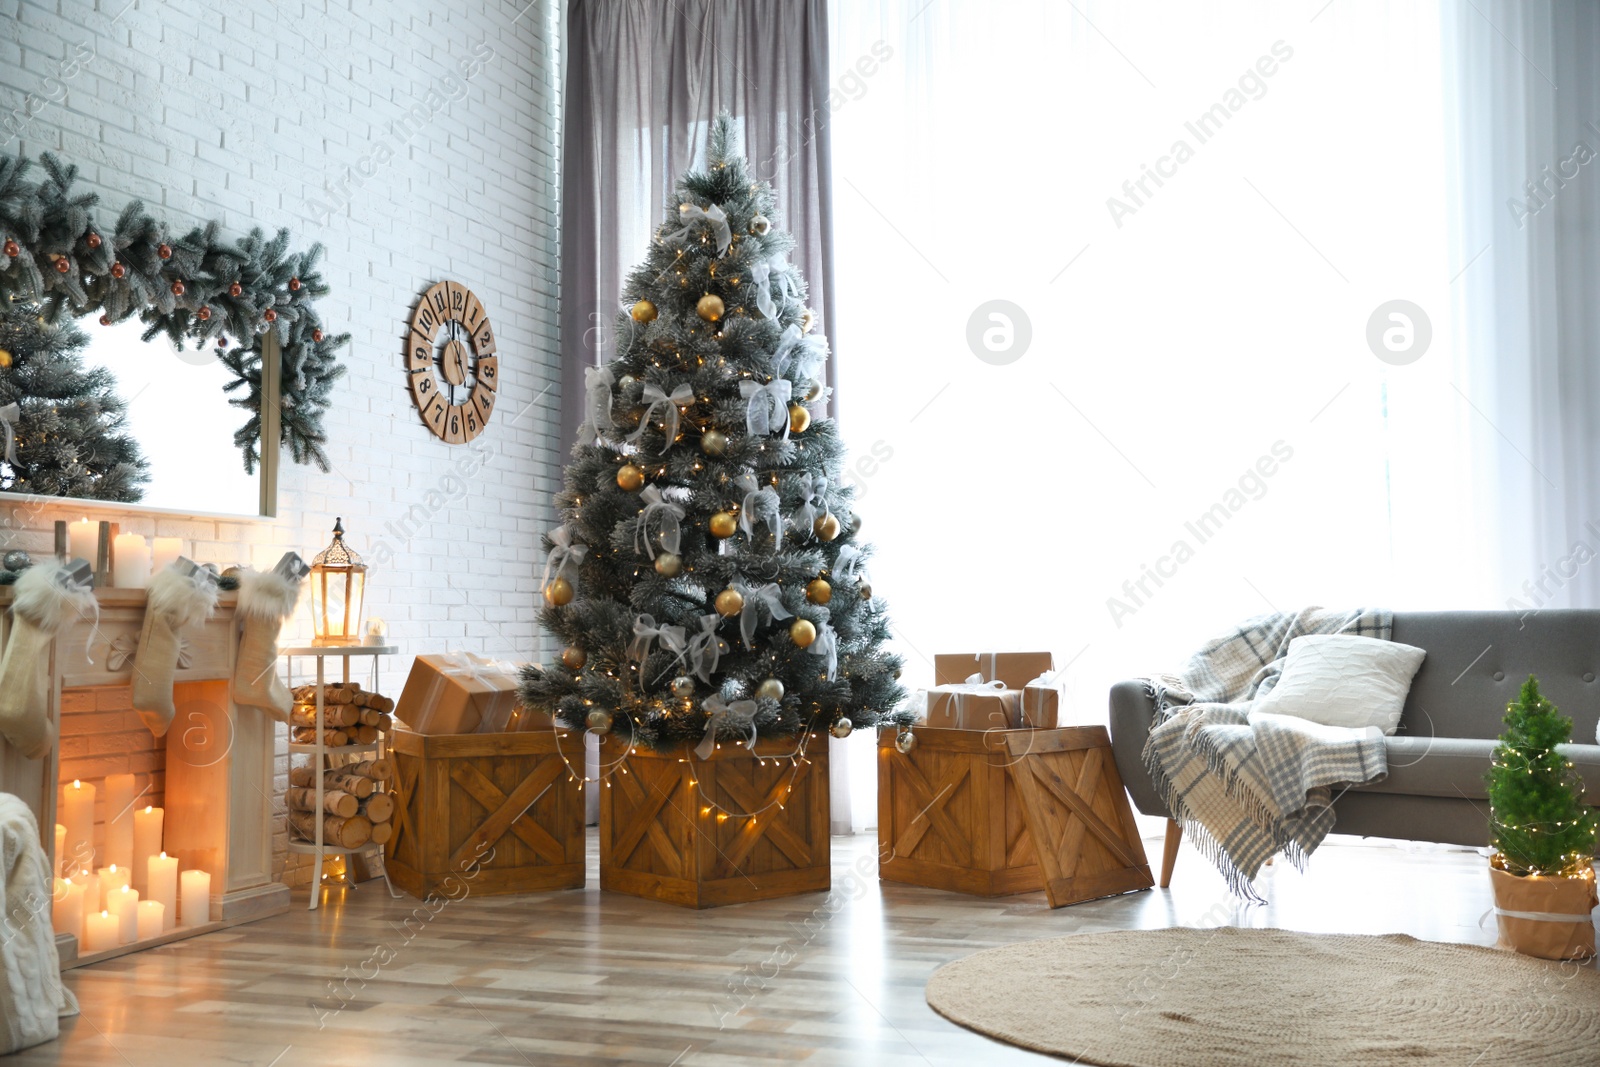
[20,831,1532,1066]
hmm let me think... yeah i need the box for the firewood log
[285,787,358,818]
[288,766,376,798]
[290,703,360,728]
[291,727,349,747]
[353,758,394,782]
[368,821,393,847]
[354,724,379,746]
[288,810,372,849]
[361,792,395,823]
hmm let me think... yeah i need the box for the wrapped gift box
[925,651,1055,729]
[1020,673,1065,729]
[395,652,542,735]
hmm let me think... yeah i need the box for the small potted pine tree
[1485,676,1598,960]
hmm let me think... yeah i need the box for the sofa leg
[1160,818,1181,888]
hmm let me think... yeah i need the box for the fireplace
[0,588,289,966]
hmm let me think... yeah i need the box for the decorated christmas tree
[0,307,148,501]
[520,115,908,752]
[1486,676,1597,877]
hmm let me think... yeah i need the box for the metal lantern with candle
[308,518,367,646]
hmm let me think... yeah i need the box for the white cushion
[1251,634,1426,734]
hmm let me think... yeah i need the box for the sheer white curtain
[824,1,1559,830]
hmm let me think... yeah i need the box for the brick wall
[1,0,564,886]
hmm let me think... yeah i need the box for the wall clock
[406,280,498,443]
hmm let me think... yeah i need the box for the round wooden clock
[406,280,498,443]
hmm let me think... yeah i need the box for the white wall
[0,0,564,884]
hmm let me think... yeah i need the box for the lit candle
[107,885,139,944]
[136,900,165,941]
[112,533,151,589]
[151,537,182,574]
[105,773,135,868]
[179,869,211,927]
[96,863,131,908]
[54,823,65,879]
[60,780,95,874]
[51,878,84,941]
[85,910,119,953]
[147,852,178,932]
[75,870,98,933]
[68,518,96,566]
[132,805,163,893]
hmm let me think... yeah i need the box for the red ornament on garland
[263,309,277,322]
[217,336,228,348]
[197,306,211,321]
[2,239,17,258]
[171,280,185,296]
[86,232,102,250]
[54,256,70,274]
[99,315,110,326]
[157,243,172,260]
[110,262,126,279]
[312,329,324,342]
[289,277,301,292]
[229,282,242,297]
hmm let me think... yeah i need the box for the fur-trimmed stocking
[0,564,95,759]
[132,561,220,738]
[231,559,306,722]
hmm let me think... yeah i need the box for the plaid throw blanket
[1142,607,1392,900]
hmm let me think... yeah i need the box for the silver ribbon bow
[633,486,684,560]
[736,580,792,650]
[629,613,688,672]
[733,473,783,549]
[696,694,759,759]
[439,649,521,686]
[577,366,614,445]
[772,325,826,381]
[808,620,839,681]
[686,614,728,684]
[0,403,18,466]
[667,203,732,255]
[626,382,694,454]
[790,472,830,535]
[738,378,792,437]
[833,545,866,584]
[541,527,587,591]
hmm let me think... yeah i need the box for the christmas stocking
[230,554,307,722]
[132,560,219,738]
[0,562,95,760]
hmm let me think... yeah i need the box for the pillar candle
[107,885,139,944]
[53,824,65,879]
[60,780,95,874]
[104,773,136,868]
[51,878,84,941]
[132,806,163,894]
[147,852,178,932]
[68,518,96,567]
[75,870,98,934]
[96,863,131,908]
[151,538,182,574]
[136,900,165,941]
[85,910,119,953]
[112,533,151,589]
[179,869,211,927]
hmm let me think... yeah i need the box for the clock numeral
[417,376,433,395]
[477,356,498,391]
[472,386,495,420]
[430,289,450,317]
[451,288,465,312]
[422,393,447,429]
[417,307,436,334]
[466,411,479,435]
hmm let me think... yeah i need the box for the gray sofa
[1109,610,1600,886]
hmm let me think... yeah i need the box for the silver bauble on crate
[2,550,32,572]
[895,728,917,754]
[830,717,854,739]
[670,675,695,698]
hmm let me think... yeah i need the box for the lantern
[308,518,367,646]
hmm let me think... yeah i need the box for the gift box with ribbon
[395,651,540,735]
[1020,670,1067,729]
[924,651,1055,730]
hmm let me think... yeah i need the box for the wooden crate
[388,729,585,898]
[1003,726,1153,907]
[598,735,830,908]
[877,726,1044,896]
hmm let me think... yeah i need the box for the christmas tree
[1486,676,1597,877]
[520,115,907,751]
[0,307,148,502]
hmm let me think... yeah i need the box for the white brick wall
[0,0,564,885]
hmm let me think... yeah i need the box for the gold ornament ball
[830,717,854,739]
[715,587,746,617]
[654,551,683,577]
[895,729,917,754]
[561,646,587,670]
[670,675,695,698]
[701,428,728,456]
[696,293,725,322]
[618,373,637,392]
[803,380,824,403]
[859,583,873,601]
[0,349,11,368]
[586,709,613,734]
[790,618,817,648]
[800,308,816,334]
[617,463,646,491]
[709,511,738,538]
[544,577,574,607]
[755,678,785,702]
[788,403,811,435]
[814,513,841,541]
[893,667,903,680]
[631,299,657,323]
[806,578,832,605]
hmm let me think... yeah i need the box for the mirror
[0,309,278,517]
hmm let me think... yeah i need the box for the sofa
[1109,610,1600,886]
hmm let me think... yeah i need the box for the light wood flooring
[19,832,1531,1066]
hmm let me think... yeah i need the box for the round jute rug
[925,927,1600,1067]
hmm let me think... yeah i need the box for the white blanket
[0,791,76,1054]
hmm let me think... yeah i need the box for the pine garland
[1485,675,1598,877]
[0,151,349,472]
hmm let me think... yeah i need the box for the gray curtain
[559,0,837,454]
